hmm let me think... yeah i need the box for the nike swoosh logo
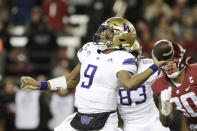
[185,86,191,91]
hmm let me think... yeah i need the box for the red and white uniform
[152,64,197,125]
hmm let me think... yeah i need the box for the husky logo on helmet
[93,17,136,51]
[123,23,131,33]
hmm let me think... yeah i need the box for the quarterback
[21,17,168,131]
[151,40,196,131]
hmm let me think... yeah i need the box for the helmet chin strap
[97,44,108,51]
[167,71,181,78]
[167,67,185,78]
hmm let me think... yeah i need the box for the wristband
[48,76,67,90]
[40,81,48,90]
[149,64,159,73]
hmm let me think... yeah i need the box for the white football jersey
[117,58,162,124]
[75,42,137,113]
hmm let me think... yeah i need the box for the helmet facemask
[162,43,189,79]
[161,57,183,78]
[93,25,117,51]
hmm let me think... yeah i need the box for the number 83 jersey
[75,42,137,113]
[117,58,162,123]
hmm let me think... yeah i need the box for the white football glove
[160,87,172,116]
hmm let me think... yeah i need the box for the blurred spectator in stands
[52,59,69,78]
[175,0,190,15]
[136,19,156,58]
[42,0,69,33]
[193,5,197,37]
[182,13,195,29]
[144,0,172,28]
[48,91,74,131]
[124,0,143,24]
[7,48,33,76]
[11,0,36,25]
[0,0,11,22]
[26,6,56,49]
[26,6,57,76]
[181,28,197,62]
[87,0,113,41]
[171,4,184,40]
[15,75,51,131]
[136,19,149,39]
[153,15,173,40]
[48,58,74,130]
[139,29,156,58]
[25,6,50,35]
[0,39,5,87]
[15,86,40,131]
[0,19,10,50]
[0,77,17,131]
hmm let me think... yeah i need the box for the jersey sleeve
[140,58,163,83]
[151,78,163,97]
[115,52,137,75]
[77,42,96,63]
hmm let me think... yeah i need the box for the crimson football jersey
[152,64,197,124]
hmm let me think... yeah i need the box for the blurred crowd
[0,0,196,131]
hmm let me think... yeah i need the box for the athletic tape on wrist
[149,64,159,73]
[48,76,67,90]
[161,101,171,116]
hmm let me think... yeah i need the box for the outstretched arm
[21,63,81,92]
[117,68,154,91]
[158,97,174,127]
[159,87,174,127]
[117,51,171,91]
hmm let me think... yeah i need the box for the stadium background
[0,0,197,131]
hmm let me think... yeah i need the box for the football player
[151,40,196,130]
[21,17,168,131]
[117,40,170,131]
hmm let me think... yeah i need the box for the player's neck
[170,70,185,84]
[102,49,117,54]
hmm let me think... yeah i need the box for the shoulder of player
[112,50,134,58]
[78,42,97,53]
[111,50,136,64]
[152,75,166,87]
[187,63,197,70]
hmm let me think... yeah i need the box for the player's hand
[161,86,172,102]
[152,51,172,67]
[160,87,172,116]
[21,76,40,90]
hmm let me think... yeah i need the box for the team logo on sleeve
[78,47,83,52]
[122,58,136,65]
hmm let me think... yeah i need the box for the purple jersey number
[119,85,147,106]
[81,64,97,89]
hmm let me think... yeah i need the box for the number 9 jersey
[75,42,137,113]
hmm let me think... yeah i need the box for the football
[152,40,174,61]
